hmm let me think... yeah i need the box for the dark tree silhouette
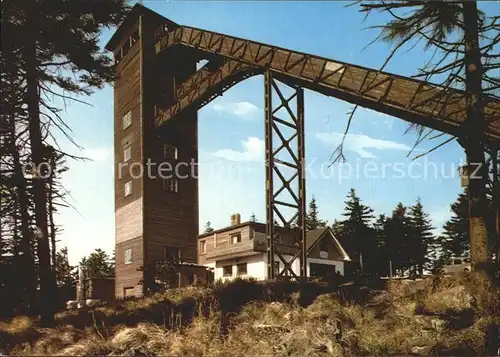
[1,0,129,325]
[79,249,115,279]
[407,198,435,275]
[204,221,214,233]
[305,196,327,230]
[338,189,376,275]
[355,0,498,280]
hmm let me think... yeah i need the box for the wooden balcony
[206,239,266,260]
[204,238,301,261]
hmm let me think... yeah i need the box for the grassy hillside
[0,275,498,356]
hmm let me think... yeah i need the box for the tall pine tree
[204,221,214,233]
[79,249,114,279]
[305,196,327,230]
[2,0,129,324]
[385,203,409,276]
[441,190,470,263]
[339,189,376,275]
[407,198,435,276]
[374,214,390,276]
[359,0,496,281]
[55,247,74,287]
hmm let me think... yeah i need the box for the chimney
[230,213,241,226]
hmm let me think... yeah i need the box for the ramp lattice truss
[151,21,500,280]
[264,71,307,280]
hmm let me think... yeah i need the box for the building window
[199,240,206,254]
[223,265,233,277]
[123,146,131,162]
[163,178,178,193]
[125,248,132,265]
[231,232,241,244]
[124,180,132,197]
[122,110,132,130]
[164,144,178,160]
[165,246,180,262]
[237,263,247,275]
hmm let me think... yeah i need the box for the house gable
[307,228,350,261]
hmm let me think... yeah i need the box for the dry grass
[1,275,498,356]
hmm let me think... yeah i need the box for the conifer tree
[331,219,345,238]
[204,221,214,233]
[305,196,327,230]
[339,189,376,274]
[79,249,114,279]
[358,0,497,280]
[441,191,470,263]
[55,247,74,287]
[374,214,390,276]
[407,198,435,275]
[1,0,129,324]
[385,203,409,276]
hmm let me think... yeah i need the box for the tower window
[124,180,132,197]
[164,144,178,160]
[124,146,131,162]
[125,248,132,264]
[231,232,241,244]
[123,110,132,130]
[163,178,178,193]
[165,246,180,262]
[199,240,206,254]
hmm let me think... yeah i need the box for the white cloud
[212,101,259,117]
[213,137,264,162]
[316,132,411,158]
[81,147,111,162]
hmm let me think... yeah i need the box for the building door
[310,263,335,278]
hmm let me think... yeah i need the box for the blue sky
[55,1,498,265]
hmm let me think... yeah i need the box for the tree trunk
[491,147,499,265]
[48,171,57,269]
[24,10,56,326]
[461,1,491,278]
[10,120,37,314]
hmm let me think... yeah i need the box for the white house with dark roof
[197,215,351,281]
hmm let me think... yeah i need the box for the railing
[206,239,266,259]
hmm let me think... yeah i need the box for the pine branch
[413,136,456,161]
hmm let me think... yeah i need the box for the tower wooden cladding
[106,7,199,298]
